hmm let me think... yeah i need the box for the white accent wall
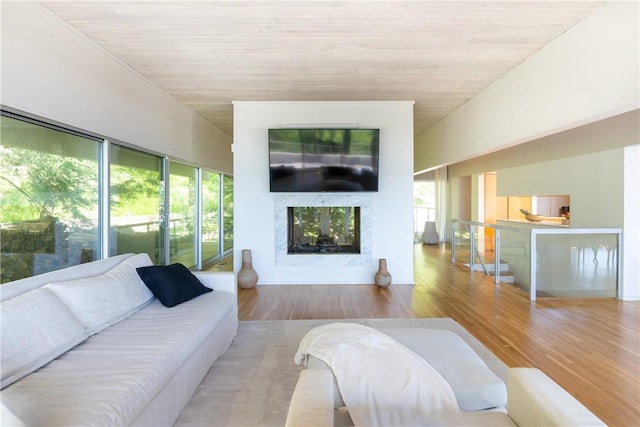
[0,2,232,173]
[233,101,415,285]
[623,145,640,301]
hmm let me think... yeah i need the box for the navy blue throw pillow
[136,263,212,307]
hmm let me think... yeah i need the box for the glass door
[169,161,197,267]
[202,170,221,263]
[110,145,163,264]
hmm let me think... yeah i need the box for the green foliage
[222,176,234,242]
[110,165,161,216]
[0,189,39,222]
[293,207,355,243]
[202,172,220,236]
[0,146,97,221]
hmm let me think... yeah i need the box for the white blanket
[294,323,463,426]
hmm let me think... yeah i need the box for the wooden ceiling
[39,1,605,138]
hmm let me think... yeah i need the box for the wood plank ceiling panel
[40,1,605,139]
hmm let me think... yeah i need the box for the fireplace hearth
[275,194,372,266]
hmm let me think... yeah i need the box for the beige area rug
[173,318,507,427]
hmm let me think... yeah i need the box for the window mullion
[100,140,111,259]
[161,157,171,265]
[195,168,203,270]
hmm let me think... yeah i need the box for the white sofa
[286,326,605,427]
[0,253,238,426]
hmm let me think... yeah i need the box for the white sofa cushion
[44,253,154,335]
[0,254,138,303]
[285,369,335,427]
[507,368,606,427]
[380,328,507,411]
[0,288,88,388]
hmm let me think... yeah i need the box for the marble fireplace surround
[275,194,373,266]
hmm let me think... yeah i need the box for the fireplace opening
[288,206,360,254]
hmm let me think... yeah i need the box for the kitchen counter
[497,218,570,228]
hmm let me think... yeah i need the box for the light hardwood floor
[235,243,640,427]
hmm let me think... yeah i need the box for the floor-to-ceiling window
[169,161,197,267]
[202,170,221,263]
[1,111,233,282]
[109,145,164,264]
[0,114,101,283]
[414,180,436,238]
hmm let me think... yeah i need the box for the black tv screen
[269,128,380,192]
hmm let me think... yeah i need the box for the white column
[622,145,640,300]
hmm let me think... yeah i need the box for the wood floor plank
[236,243,640,427]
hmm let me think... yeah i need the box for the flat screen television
[269,128,380,192]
